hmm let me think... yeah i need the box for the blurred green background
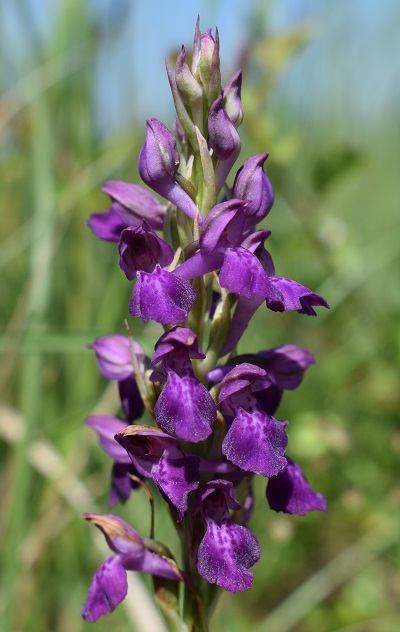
[1,1,399,631]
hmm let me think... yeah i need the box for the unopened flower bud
[192,21,221,106]
[222,70,243,128]
[175,45,203,107]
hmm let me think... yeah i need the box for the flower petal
[266,458,327,515]
[87,208,128,243]
[197,520,260,592]
[153,451,200,521]
[118,376,144,422]
[109,463,140,506]
[219,247,272,297]
[222,406,287,477]
[130,265,196,325]
[86,416,131,463]
[119,222,173,280]
[154,369,215,442]
[102,180,166,230]
[88,335,139,381]
[81,556,127,622]
[267,277,330,315]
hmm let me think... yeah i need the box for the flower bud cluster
[82,19,329,626]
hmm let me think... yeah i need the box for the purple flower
[266,458,327,515]
[115,425,200,521]
[81,514,183,622]
[266,277,330,315]
[88,180,166,242]
[194,480,260,592]
[150,327,216,442]
[116,221,196,325]
[138,118,200,221]
[118,221,174,281]
[86,416,140,506]
[218,363,288,477]
[208,344,315,415]
[221,231,329,354]
[88,334,144,382]
[242,231,330,315]
[175,202,281,307]
[88,335,145,421]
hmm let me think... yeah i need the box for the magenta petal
[109,463,140,506]
[267,277,330,315]
[86,416,131,463]
[102,180,166,230]
[219,247,272,297]
[88,207,128,243]
[88,335,138,381]
[118,376,144,422]
[81,556,127,622]
[222,407,287,477]
[115,426,177,478]
[257,345,315,390]
[200,199,247,254]
[130,265,196,325]
[197,520,260,592]
[154,369,215,442]
[153,451,200,521]
[266,458,327,515]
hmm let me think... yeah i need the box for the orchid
[82,18,328,630]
